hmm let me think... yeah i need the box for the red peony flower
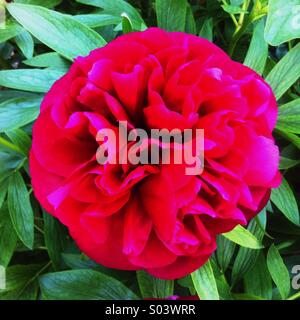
[30,28,280,279]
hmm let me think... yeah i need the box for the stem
[37,246,47,251]
[228,11,267,57]
[238,0,250,27]
[34,224,44,235]
[228,0,251,57]
[228,19,250,57]
[221,0,239,27]
[228,0,268,57]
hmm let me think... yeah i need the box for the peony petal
[128,232,177,268]
[123,195,153,256]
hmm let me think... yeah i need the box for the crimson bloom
[30,28,280,279]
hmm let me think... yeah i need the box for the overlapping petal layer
[30,28,280,279]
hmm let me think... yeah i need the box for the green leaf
[73,14,121,28]
[244,19,268,75]
[231,211,266,283]
[15,0,62,8]
[137,271,174,299]
[199,18,213,41]
[216,235,236,272]
[43,211,68,271]
[0,179,8,209]
[222,4,248,15]
[76,0,145,31]
[277,129,300,150]
[0,150,24,183]
[121,12,133,34]
[61,253,134,282]
[244,252,273,299]
[39,270,139,300]
[267,244,291,299]
[223,224,263,249]
[156,0,188,32]
[0,97,42,132]
[277,99,300,134]
[279,156,300,170]
[62,253,102,270]
[185,4,196,34]
[265,0,300,46]
[0,90,39,103]
[209,258,233,300]
[233,293,265,300]
[271,177,300,226]
[24,52,69,70]
[7,171,34,249]
[266,43,300,100]
[0,203,18,267]
[7,3,106,60]
[0,21,22,43]
[0,69,64,92]
[231,0,244,5]
[5,129,31,156]
[14,30,34,59]
[0,134,24,156]
[191,259,219,300]
[0,263,45,300]
[177,275,194,291]
[215,275,233,300]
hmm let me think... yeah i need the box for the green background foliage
[0,0,300,300]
